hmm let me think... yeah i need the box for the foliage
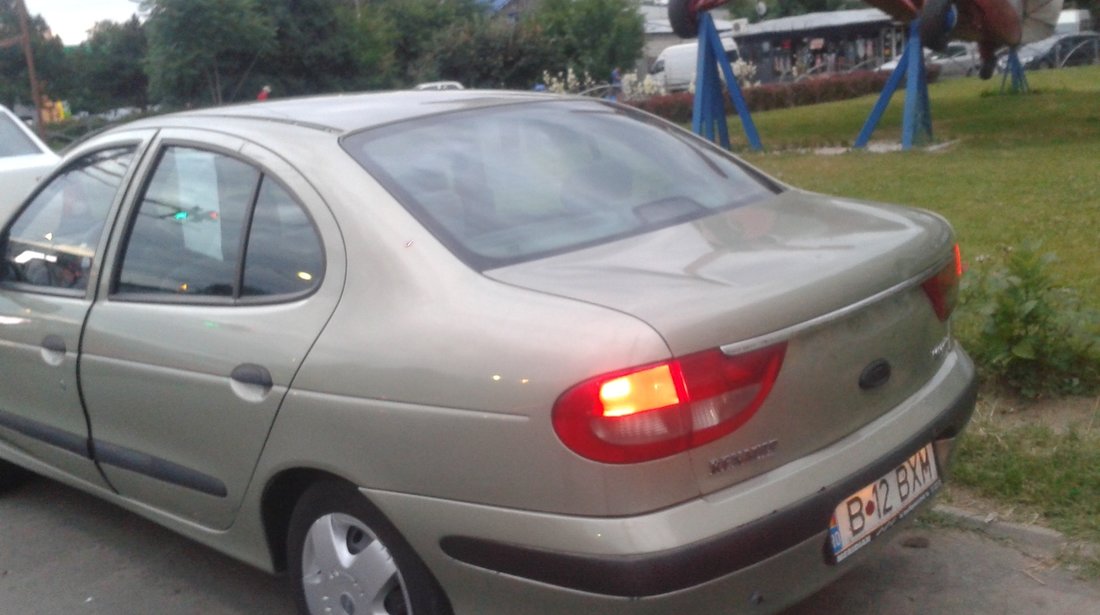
[66,17,148,113]
[370,0,486,87]
[0,0,69,108]
[430,17,559,89]
[142,0,276,105]
[957,244,1100,398]
[251,0,380,97]
[531,0,644,83]
[629,70,892,123]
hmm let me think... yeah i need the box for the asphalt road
[1,476,1098,615]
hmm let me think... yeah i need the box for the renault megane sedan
[0,90,976,615]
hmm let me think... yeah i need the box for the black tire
[0,459,32,492]
[669,0,699,39]
[919,0,953,52]
[287,480,451,615]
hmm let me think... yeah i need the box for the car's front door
[0,135,147,486]
[79,131,344,529]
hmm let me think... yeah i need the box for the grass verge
[950,397,1100,542]
[731,65,1100,308]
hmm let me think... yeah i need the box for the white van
[1056,9,1093,34]
[650,38,740,92]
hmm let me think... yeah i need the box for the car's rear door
[79,129,345,529]
[0,132,149,486]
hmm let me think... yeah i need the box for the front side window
[343,101,776,270]
[1,146,136,292]
[116,145,323,300]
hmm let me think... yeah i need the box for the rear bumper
[366,347,977,612]
[441,366,975,596]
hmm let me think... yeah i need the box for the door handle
[40,334,67,367]
[42,335,66,353]
[231,364,273,389]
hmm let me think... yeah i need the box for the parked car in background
[650,37,740,91]
[878,41,979,77]
[413,81,465,91]
[999,31,1100,70]
[0,91,977,615]
[0,105,59,220]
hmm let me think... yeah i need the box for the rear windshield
[0,112,45,158]
[343,100,776,270]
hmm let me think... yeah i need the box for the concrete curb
[932,504,1100,562]
[932,504,1065,551]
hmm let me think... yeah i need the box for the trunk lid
[487,190,957,496]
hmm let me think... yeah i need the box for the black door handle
[231,364,273,388]
[42,335,66,354]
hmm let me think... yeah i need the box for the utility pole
[17,0,44,137]
[0,0,45,137]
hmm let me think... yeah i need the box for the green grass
[729,66,1100,308]
[951,403,1100,546]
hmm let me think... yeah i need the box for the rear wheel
[287,480,451,615]
[669,0,699,39]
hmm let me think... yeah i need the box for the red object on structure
[669,0,1031,78]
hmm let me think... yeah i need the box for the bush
[956,243,1100,398]
[628,70,894,123]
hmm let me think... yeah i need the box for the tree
[253,0,388,96]
[68,17,148,113]
[431,17,560,89]
[142,0,275,105]
[371,0,487,86]
[0,0,68,109]
[532,0,644,83]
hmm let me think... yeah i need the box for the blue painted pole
[702,14,761,151]
[901,22,932,149]
[691,12,762,151]
[1000,49,1028,94]
[855,20,932,150]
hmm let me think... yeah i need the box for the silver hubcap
[301,513,409,615]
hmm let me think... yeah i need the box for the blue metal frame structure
[855,20,932,150]
[1000,48,1028,93]
[692,12,763,151]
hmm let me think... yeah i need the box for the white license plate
[828,443,940,563]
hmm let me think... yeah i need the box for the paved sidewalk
[782,505,1100,614]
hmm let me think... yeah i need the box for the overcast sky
[24,0,143,45]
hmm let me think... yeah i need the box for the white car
[0,105,59,220]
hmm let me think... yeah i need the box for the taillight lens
[552,343,786,464]
[921,244,962,321]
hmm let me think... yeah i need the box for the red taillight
[552,343,786,464]
[921,244,962,322]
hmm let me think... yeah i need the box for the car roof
[125,90,554,135]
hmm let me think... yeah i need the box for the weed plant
[957,243,1100,398]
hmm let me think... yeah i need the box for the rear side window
[343,101,774,270]
[1,146,136,292]
[116,145,323,301]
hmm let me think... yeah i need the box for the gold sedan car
[0,91,976,615]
